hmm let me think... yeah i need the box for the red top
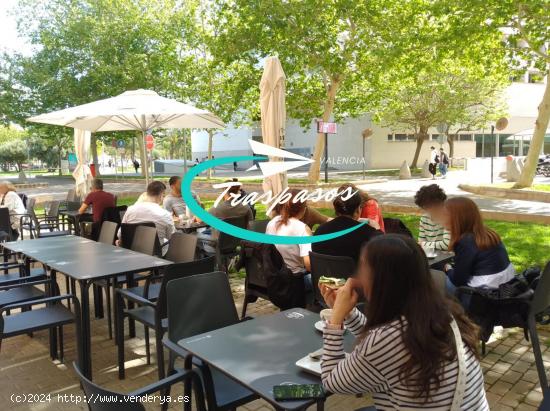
[360,199,385,232]
[84,190,115,222]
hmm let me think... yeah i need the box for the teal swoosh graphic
[181,155,364,245]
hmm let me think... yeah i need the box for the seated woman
[313,183,382,261]
[414,184,451,250]
[319,235,488,409]
[266,189,312,275]
[359,191,385,232]
[0,180,26,240]
[443,197,515,291]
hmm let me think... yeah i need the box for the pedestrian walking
[438,148,449,178]
[132,159,140,173]
[428,146,439,179]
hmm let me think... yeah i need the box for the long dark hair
[445,197,500,251]
[359,235,479,401]
[333,183,362,217]
[276,189,307,228]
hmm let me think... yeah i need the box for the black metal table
[59,210,92,235]
[3,235,171,379]
[428,250,454,270]
[178,308,354,411]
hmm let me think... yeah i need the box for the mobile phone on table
[273,384,325,401]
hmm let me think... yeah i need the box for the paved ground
[0,266,548,410]
[16,170,550,219]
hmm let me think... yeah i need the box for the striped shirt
[322,308,489,410]
[418,214,450,251]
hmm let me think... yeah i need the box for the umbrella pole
[142,130,149,187]
[183,131,188,175]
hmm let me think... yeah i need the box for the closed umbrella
[72,129,93,197]
[260,57,287,198]
[28,89,224,186]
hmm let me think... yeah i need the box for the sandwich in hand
[318,276,346,289]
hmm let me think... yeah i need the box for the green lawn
[494,182,550,192]
[120,197,549,272]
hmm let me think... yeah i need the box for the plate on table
[314,320,326,332]
[426,252,437,259]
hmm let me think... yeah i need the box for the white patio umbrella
[259,57,287,200]
[72,129,93,197]
[28,89,225,186]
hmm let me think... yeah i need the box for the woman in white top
[0,180,26,240]
[320,234,488,410]
[266,189,312,274]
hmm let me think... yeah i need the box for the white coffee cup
[320,309,333,323]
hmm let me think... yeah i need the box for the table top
[178,308,353,410]
[3,236,171,280]
[59,210,91,217]
[428,250,454,267]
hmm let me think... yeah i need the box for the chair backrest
[130,225,159,256]
[66,188,77,202]
[157,257,216,319]
[97,221,118,245]
[248,219,269,233]
[309,251,356,305]
[530,261,550,317]
[120,222,156,249]
[26,197,36,212]
[0,207,11,234]
[166,271,239,344]
[218,215,248,254]
[66,201,81,211]
[45,200,60,217]
[163,232,198,263]
[73,362,146,411]
[17,193,28,208]
[242,242,268,289]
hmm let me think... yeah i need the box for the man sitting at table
[78,178,115,223]
[163,175,200,218]
[121,181,175,247]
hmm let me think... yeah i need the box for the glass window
[458,134,473,141]
[387,134,393,141]
[394,133,408,141]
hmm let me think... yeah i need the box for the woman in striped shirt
[414,184,451,250]
[320,235,488,410]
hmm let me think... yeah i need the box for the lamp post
[361,128,373,180]
[490,117,509,183]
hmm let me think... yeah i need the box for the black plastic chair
[163,232,197,263]
[120,222,160,254]
[0,207,14,243]
[163,271,258,411]
[240,241,269,318]
[17,197,36,239]
[84,205,127,241]
[74,362,206,411]
[116,257,216,380]
[0,289,81,363]
[203,216,248,272]
[309,251,356,306]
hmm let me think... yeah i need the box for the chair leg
[106,280,113,340]
[528,316,549,390]
[65,277,71,311]
[241,294,249,319]
[58,326,64,363]
[144,326,151,364]
[481,340,486,356]
[116,294,125,379]
[156,331,165,380]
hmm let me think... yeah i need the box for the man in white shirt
[121,181,175,248]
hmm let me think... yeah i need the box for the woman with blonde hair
[0,180,26,239]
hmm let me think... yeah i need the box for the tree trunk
[90,134,100,176]
[514,72,550,188]
[207,129,214,180]
[136,131,146,177]
[58,147,63,176]
[411,130,429,169]
[447,134,455,158]
[307,79,340,183]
